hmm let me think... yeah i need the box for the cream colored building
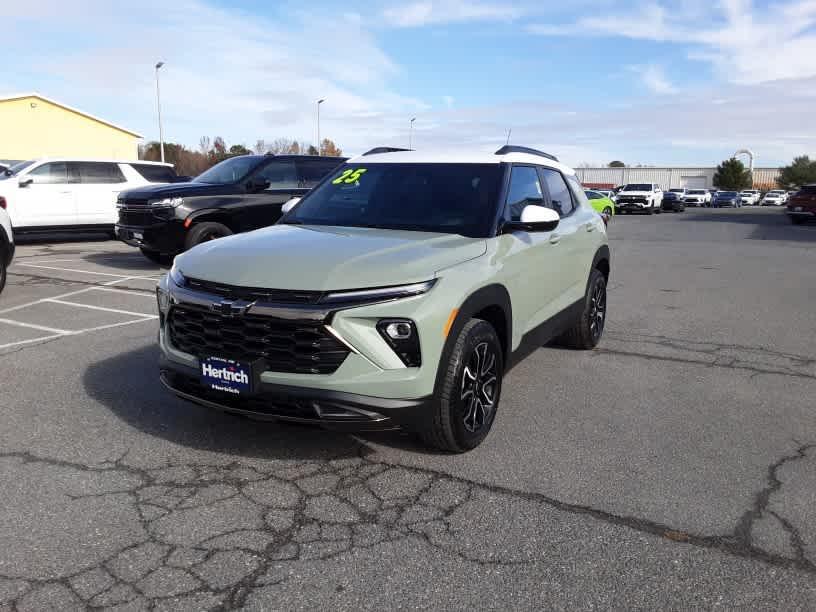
[0,93,142,162]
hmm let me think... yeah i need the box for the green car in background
[584,190,615,219]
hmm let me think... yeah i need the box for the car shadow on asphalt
[81,344,403,461]
[82,251,168,271]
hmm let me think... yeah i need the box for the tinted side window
[566,174,590,213]
[586,191,600,200]
[505,166,543,221]
[540,168,575,217]
[255,160,298,189]
[28,162,74,184]
[75,162,126,184]
[131,164,177,183]
[297,159,343,188]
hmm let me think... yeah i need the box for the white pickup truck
[615,183,663,214]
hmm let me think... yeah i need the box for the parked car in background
[0,203,13,294]
[712,191,742,208]
[0,159,179,236]
[761,190,787,206]
[615,183,663,214]
[683,189,711,206]
[740,190,761,205]
[593,189,615,201]
[157,145,611,452]
[116,154,346,264]
[786,185,816,224]
[584,189,615,219]
[661,189,686,212]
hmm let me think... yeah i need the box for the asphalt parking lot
[1,208,815,610]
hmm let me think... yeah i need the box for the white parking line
[0,317,157,351]
[46,299,158,319]
[0,334,65,350]
[0,318,72,334]
[0,276,157,315]
[91,287,156,298]
[16,263,157,279]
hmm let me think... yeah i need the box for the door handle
[549,233,561,245]
[585,222,595,232]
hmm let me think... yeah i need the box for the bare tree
[199,136,211,156]
[254,139,266,154]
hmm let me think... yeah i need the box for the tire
[791,217,805,225]
[645,206,653,215]
[559,268,607,350]
[139,247,172,266]
[184,222,233,251]
[419,319,503,453]
[0,256,6,295]
[603,207,612,217]
[654,202,662,214]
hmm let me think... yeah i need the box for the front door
[13,162,77,228]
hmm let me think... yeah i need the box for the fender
[432,283,512,395]
[0,225,13,266]
[183,208,236,227]
[592,244,611,278]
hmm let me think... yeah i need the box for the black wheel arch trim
[591,244,611,279]
[184,208,237,227]
[0,225,12,266]
[432,284,512,396]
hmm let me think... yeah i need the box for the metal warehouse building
[575,167,782,191]
[0,93,142,162]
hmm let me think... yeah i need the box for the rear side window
[297,159,343,188]
[540,168,576,217]
[585,191,601,200]
[28,162,75,184]
[505,166,543,221]
[800,186,816,195]
[254,160,298,189]
[131,164,177,183]
[74,162,126,184]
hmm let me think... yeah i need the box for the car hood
[174,224,487,291]
[618,191,653,197]
[120,181,237,200]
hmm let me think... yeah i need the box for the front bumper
[661,199,684,210]
[787,209,816,219]
[160,354,432,432]
[616,201,651,211]
[115,220,185,254]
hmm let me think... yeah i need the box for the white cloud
[383,0,525,27]
[629,64,677,94]
[443,95,455,108]
[527,1,816,84]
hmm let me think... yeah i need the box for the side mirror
[281,197,301,214]
[18,177,33,188]
[503,205,560,233]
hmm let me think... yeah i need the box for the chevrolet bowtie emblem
[211,299,252,317]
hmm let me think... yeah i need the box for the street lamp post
[155,62,165,163]
[316,99,325,155]
[409,117,416,149]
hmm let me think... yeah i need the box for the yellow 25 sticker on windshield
[332,168,367,185]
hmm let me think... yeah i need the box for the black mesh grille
[168,304,349,374]
[118,207,157,226]
[183,277,323,304]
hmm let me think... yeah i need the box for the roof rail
[362,147,413,156]
[494,145,558,162]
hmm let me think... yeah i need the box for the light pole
[409,117,416,149]
[316,99,325,155]
[155,62,165,163]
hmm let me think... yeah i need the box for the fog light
[156,287,171,314]
[385,321,413,340]
[377,319,421,367]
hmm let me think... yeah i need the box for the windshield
[622,184,652,191]
[718,191,737,197]
[2,160,34,178]
[194,155,261,184]
[281,163,503,237]
[688,190,706,194]
[670,189,684,193]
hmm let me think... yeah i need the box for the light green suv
[157,145,610,452]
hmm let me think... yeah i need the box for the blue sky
[4,0,816,166]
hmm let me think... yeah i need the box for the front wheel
[791,216,805,225]
[419,319,503,453]
[559,268,607,350]
[0,256,6,294]
[184,222,233,251]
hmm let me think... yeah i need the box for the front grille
[118,208,157,226]
[184,277,323,304]
[168,304,349,374]
[619,197,646,205]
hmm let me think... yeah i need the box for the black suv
[115,154,345,263]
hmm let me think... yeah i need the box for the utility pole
[155,62,166,163]
[316,99,325,155]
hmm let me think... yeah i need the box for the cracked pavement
[1,210,816,609]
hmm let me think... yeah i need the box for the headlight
[320,279,436,305]
[169,262,185,287]
[156,286,171,315]
[148,197,184,208]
